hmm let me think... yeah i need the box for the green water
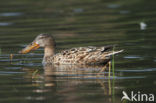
[0,0,156,103]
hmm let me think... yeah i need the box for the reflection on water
[123,55,143,59]
[107,4,121,9]
[0,22,13,26]
[0,12,22,17]
[22,65,118,103]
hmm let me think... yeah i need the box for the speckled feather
[43,46,123,65]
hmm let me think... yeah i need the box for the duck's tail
[94,49,123,65]
[105,49,124,57]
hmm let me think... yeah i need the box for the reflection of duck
[19,34,123,65]
[22,65,115,103]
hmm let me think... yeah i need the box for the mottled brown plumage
[19,34,123,65]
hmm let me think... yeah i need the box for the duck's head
[19,33,56,54]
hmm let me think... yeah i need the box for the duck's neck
[44,46,55,58]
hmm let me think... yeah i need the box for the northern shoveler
[19,34,123,65]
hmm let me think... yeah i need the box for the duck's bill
[19,42,40,54]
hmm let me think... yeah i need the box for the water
[0,0,156,103]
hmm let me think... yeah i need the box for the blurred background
[0,0,156,103]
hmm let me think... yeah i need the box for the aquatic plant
[112,46,115,78]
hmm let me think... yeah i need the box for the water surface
[0,0,156,103]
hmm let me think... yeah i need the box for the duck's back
[51,46,123,65]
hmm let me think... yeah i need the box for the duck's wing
[54,45,123,65]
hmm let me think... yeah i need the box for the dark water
[0,0,156,103]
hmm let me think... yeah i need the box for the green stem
[112,47,115,78]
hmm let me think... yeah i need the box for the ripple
[124,55,143,59]
[117,68,156,72]
[73,8,84,13]
[113,76,146,79]
[0,71,25,75]
[0,22,13,26]
[120,10,131,14]
[84,76,145,80]
[0,12,23,17]
[107,4,121,9]
[15,62,42,67]
[60,73,145,80]
[5,67,22,70]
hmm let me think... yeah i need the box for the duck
[19,33,123,65]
